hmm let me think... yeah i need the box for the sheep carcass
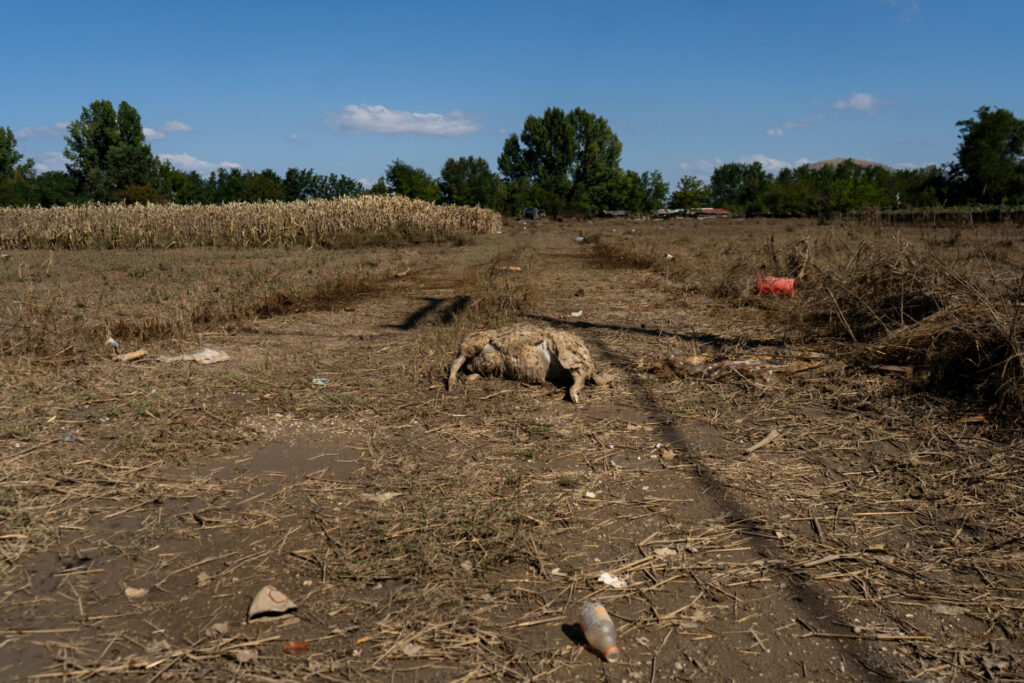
[447,324,604,403]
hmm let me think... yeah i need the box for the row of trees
[2,102,1022,216]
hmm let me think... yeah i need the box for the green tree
[283,168,363,200]
[239,169,286,202]
[439,156,501,207]
[951,106,1024,203]
[497,107,623,216]
[64,100,161,201]
[709,162,771,215]
[0,126,25,178]
[0,126,37,206]
[382,159,440,202]
[620,170,668,214]
[668,175,708,209]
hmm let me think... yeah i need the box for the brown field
[1,215,1022,680]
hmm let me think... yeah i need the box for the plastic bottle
[579,601,620,662]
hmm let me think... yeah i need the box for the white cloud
[739,154,811,174]
[783,113,825,130]
[158,153,241,174]
[679,159,724,179]
[160,120,192,133]
[766,128,784,137]
[143,127,166,141]
[325,104,480,137]
[834,92,880,113]
[33,151,69,172]
[358,178,371,188]
[287,133,299,143]
[681,155,813,178]
[16,122,69,139]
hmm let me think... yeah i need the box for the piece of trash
[570,310,583,317]
[550,567,564,576]
[283,641,311,655]
[579,601,621,662]
[665,253,674,260]
[584,491,597,499]
[754,275,795,297]
[311,377,329,387]
[598,572,628,589]
[653,547,678,559]
[205,622,230,638]
[360,491,402,504]
[124,586,149,599]
[869,364,915,377]
[231,648,258,664]
[105,336,119,349]
[114,349,148,362]
[574,236,585,242]
[661,349,826,382]
[659,447,676,460]
[61,435,75,442]
[501,266,522,272]
[744,429,781,454]
[248,585,297,620]
[197,571,212,588]
[930,604,967,617]
[158,348,230,364]
[400,643,424,657]
[393,269,410,278]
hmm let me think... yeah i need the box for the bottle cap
[604,645,621,662]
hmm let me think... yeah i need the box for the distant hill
[803,157,894,172]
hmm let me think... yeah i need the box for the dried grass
[0,195,501,249]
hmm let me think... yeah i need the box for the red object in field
[755,276,795,296]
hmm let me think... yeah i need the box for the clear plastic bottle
[579,601,620,662]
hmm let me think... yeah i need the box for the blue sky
[4,0,1022,186]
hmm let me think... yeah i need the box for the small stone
[124,586,149,599]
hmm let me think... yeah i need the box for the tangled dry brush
[0,195,502,249]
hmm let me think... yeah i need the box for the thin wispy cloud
[834,92,880,113]
[33,151,69,172]
[16,122,68,139]
[287,133,299,143]
[159,153,240,173]
[325,105,480,137]
[679,159,724,179]
[784,114,825,129]
[767,113,826,137]
[681,154,812,178]
[160,120,192,133]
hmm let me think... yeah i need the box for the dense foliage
[3,102,1023,216]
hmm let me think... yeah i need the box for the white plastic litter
[158,348,230,364]
[598,572,628,589]
[248,585,297,620]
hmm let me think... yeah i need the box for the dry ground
[1,218,1023,681]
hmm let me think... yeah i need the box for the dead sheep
[447,323,608,403]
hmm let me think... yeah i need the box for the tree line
[2,101,1022,217]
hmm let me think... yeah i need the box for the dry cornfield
[0,195,501,249]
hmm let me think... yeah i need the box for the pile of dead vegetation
[791,238,1024,420]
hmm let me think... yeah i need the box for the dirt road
[2,220,1021,680]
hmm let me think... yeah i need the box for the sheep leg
[447,354,467,390]
[568,370,585,404]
